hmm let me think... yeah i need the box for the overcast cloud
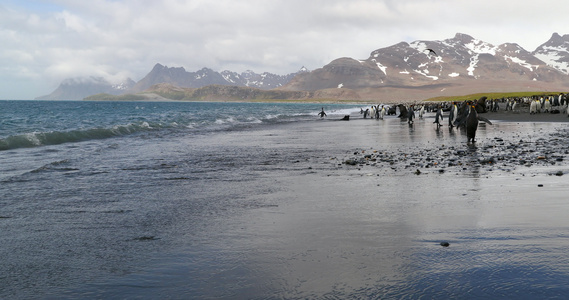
[1,0,568,99]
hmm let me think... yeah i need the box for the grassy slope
[424,91,565,102]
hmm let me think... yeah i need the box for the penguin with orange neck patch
[466,104,493,143]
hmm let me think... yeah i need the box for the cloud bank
[1,0,568,99]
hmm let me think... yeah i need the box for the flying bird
[426,48,437,56]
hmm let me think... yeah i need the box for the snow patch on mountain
[222,73,237,83]
[535,46,569,74]
[465,39,497,55]
[468,54,479,77]
[372,59,387,74]
[112,83,128,90]
[409,41,428,55]
[414,69,438,80]
[504,55,538,71]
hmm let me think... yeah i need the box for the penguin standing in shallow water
[466,105,493,143]
[408,105,415,124]
[448,102,458,128]
[434,106,443,128]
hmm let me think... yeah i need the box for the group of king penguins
[527,95,569,115]
[362,94,568,144]
[486,94,569,116]
[361,104,398,120]
[430,100,492,143]
[362,99,493,144]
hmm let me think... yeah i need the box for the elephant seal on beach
[475,96,488,113]
[398,104,408,119]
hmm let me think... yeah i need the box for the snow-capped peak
[464,38,497,55]
[533,33,569,74]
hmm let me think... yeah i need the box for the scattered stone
[440,242,450,247]
[480,157,496,164]
[555,171,564,176]
[335,127,569,176]
[344,159,358,165]
[538,184,544,187]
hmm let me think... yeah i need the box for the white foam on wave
[264,114,281,120]
[25,132,42,146]
[246,117,262,124]
[215,117,237,125]
[325,107,362,116]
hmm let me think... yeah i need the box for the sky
[1,0,568,100]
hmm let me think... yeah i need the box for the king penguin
[408,105,415,124]
[434,106,443,128]
[448,102,458,127]
[466,105,493,143]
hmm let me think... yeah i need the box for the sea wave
[0,122,159,151]
[0,101,363,151]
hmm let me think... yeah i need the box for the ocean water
[0,100,360,298]
[0,101,358,151]
[1,100,569,299]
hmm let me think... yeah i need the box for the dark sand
[214,112,569,298]
[51,108,569,299]
[484,108,569,123]
[144,110,569,298]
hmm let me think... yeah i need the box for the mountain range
[36,65,308,100]
[280,32,569,101]
[37,32,569,101]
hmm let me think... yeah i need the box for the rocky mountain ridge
[38,32,569,101]
[280,33,569,101]
[35,77,136,101]
[37,65,308,100]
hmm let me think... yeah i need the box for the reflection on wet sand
[62,115,569,299]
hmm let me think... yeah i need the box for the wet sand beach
[63,108,569,299]
[222,111,569,299]
[2,101,568,299]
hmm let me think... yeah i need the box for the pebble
[338,127,569,176]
